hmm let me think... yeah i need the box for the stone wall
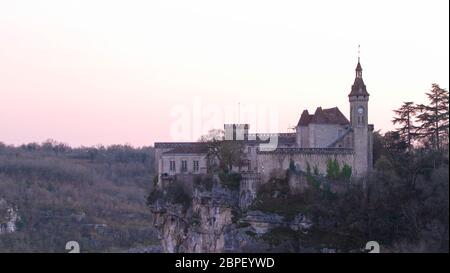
[352,127,368,177]
[155,147,172,179]
[243,144,259,172]
[160,154,207,175]
[296,126,309,148]
[239,173,261,209]
[256,149,354,182]
[308,124,348,148]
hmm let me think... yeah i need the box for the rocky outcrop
[0,198,20,235]
[151,181,243,253]
[241,211,312,234]
[149,174,314,253]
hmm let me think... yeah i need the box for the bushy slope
[0,141,159,252]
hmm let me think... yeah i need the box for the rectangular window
[181,160,188,172]
[169,160,176,172]
[248,147,251,154]
[193,160,199,172]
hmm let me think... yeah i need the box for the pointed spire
[349,45,369,97]
[355,45,362,78]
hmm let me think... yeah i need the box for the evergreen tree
[392,101,418,149]
[383,131,408,156]
[415,84,449,150]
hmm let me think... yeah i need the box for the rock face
[151,183,242,253]
[0,198,20,235]
[149,174,314,253]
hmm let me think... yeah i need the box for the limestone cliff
[150,179,243,253]
[148,172,316,253]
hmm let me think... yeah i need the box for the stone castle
[155,59,374,186]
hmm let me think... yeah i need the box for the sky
[0,0,448,147]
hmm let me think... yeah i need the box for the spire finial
[358,44,360,63]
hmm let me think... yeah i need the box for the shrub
[313,165,319,176]
[289,159,296,172]
[219,171,241,191]
[306,162,311,176]
[146,188,163,205]
[307,175,321,190]
[165,181,192,210]
[341,164,352,180]
[193,175,213,191]
[326,160,352,181]
[261,227,299,250]
[326,159,333,178]
[245,230,257,237]
[231,209,241,224]
[251,177,306,220]
[152,175,158,188]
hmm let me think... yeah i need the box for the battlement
[257,147,354,155]
[247,133,296,139]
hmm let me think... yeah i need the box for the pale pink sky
[0,0,448,147]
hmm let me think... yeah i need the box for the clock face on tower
[357,107,364,114]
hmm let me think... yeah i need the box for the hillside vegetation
[0,141,159,252]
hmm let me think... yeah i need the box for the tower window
[357,107,364,125]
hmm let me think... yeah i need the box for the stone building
[154,59,374,182]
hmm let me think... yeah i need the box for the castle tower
[349,57,370,177]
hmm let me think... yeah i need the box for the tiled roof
[349,61,369,97]
[157,133,297,154]
[349,77,369,97]
[297,110,313,126]
[297,107,349,126]
[155,142,199,148]
[162,143,208,155]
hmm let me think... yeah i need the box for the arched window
[357,107,364,125]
